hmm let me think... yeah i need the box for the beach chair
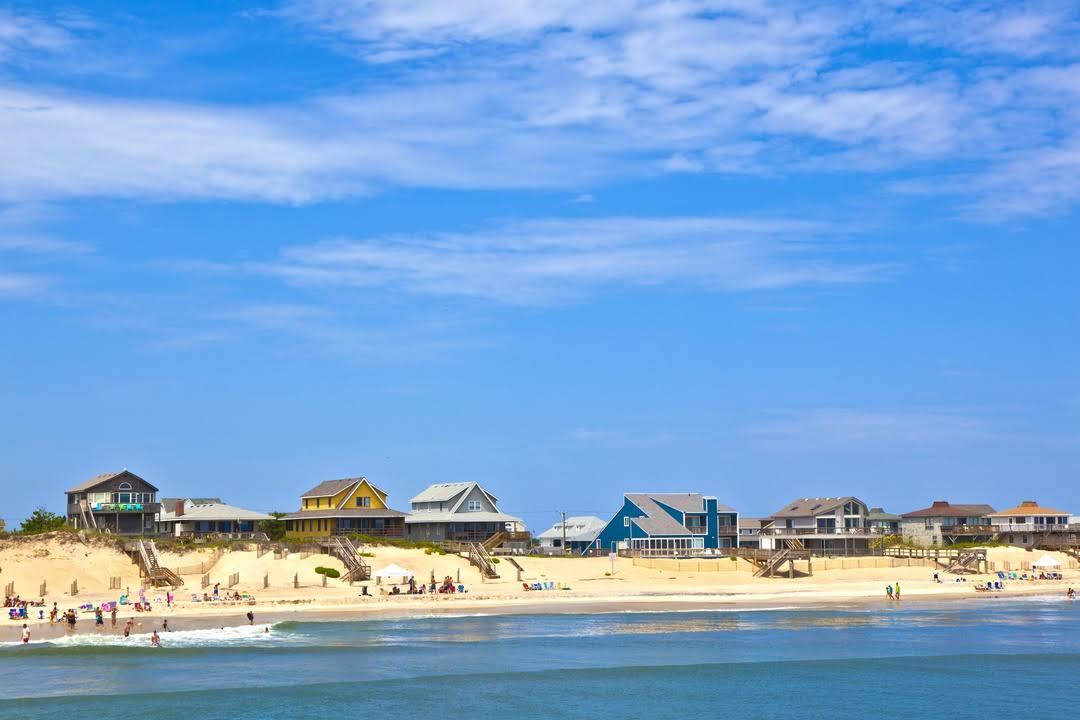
[997,572,1007,580]
[134,603,144,612]
[522,583,531,591]
[457,585,466,593]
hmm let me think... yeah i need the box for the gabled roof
[537,516,606,542]
[867,507,900,521]
[410,482,470,503]
[65,470,158,494]
[991,500,1070,517]
[900,501,996,518]
[771,497,862,519]
[299,476,388,502]
[161,498,221,514]
[738,518,764,530]
[410,482,498,505]
[625,494,698,536]
[158,500,273,522]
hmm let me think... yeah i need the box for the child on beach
[21,624,29,644]
[886,585,893,598]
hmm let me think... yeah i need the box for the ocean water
[2,598,1078,719]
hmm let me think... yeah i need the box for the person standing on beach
[246,610,254,625]
[111,606,117,626]
[163,618,169,632]
[886,585,893,598]
[21,624,29,644]
[213,583,220,599]
[894,582,901,600]
[151,630,160,647]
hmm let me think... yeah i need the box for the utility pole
[561,511,567,555]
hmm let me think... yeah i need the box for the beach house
[536,516,606,555]
[988,500,1076,548]
[759,497,876,555]
[899,501,996,546]
[738,518,764,548]
[867,507,901,535]
[592,493,739,555]
[405,482,527,550]
[282,477,407,539]
[156,498,273,538]
[65,470,161,535]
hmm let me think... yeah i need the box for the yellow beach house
[282,476,407,539]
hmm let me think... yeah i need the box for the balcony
[940,524,995,535]
[762,526,882,537]
[69,502,160,516]
[992,523,1077,533]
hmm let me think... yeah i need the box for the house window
[924,518,934,529]
[356,496,371,508]
[468,500,482,512]
[118,482,132,491]
[623,517,630,527]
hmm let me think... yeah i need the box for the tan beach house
[898,500,996,546]
[282,476,407,539]
[405,482,528,550]
[988,500,1076,548]
[759,497,877,555]
[65,470,160,535]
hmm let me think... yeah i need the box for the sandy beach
[3,533,1077,642]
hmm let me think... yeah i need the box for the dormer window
[467,500,482,512]
[119,482,132,491]
[356,496,371,508]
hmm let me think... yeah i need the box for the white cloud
[0,10,73,61]
[0,269,49,296]
[248,215,890,304]
[0,2,1074,216]
[746,407,994,451]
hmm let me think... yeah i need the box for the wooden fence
[39,580,47,597]
[109,577,121,590]
[3,581,13,597]
[227,572,240,588]
[70,579,78,596]
[171,549,225,576]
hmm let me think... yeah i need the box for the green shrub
[17,508,67,535]
[491,557,500,564]
[322,568,340,579]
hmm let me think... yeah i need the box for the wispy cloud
[0,9,74,61]
[0,3,1075,216]
[244,215,890,304]
[0,269,50,297]
[746,407,996,451]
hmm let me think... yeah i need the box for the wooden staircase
[944,550,983,574]
[468,542,499,579]
[136,540,184,587]
[78,499,97,530]
[784,537,805,551]
[328,536,371,582]
[754,548,793,577]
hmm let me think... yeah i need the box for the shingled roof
[771,497,862,519]
[65,470,158,494]
[991,500,1070,517]
[900,500,996,518]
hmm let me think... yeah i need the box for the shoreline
[5,583,1072,643]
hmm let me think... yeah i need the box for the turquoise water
[2,598,1079,718]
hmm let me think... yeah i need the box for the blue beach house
[591,493,739,555]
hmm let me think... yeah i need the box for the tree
[258,512,288,541]
[18,507,68,534]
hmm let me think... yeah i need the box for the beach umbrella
[372,564,413,582]
[1032,554,1061,568]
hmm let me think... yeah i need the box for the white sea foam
[2,622,295,649]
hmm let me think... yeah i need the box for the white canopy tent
[372,564,414,582]
[1032,554,1061,568]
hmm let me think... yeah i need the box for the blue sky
[1,0,1079,529]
